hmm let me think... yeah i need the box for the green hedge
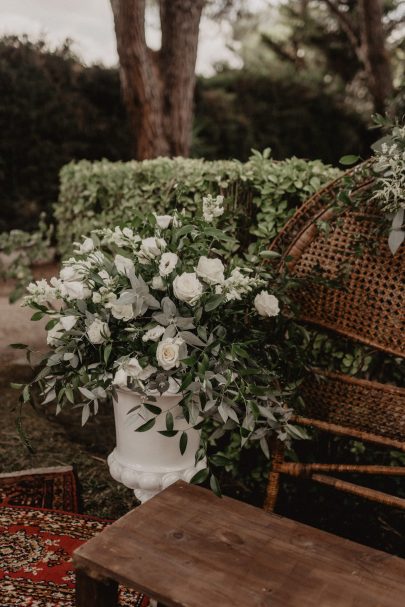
[55,151,340,255]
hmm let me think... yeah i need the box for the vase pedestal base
[107,449,206,503]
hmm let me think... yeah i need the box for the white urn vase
[107,388,206,503]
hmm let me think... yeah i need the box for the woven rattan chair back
[271,164,404,357]
[264,165,405,513]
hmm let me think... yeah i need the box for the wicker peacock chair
[264,162,405,512]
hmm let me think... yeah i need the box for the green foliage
[0,35,132,232]
[193,70,371,164]
[54,154,340,256]
[0,214,53,302]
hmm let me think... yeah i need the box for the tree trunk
[358,0,393,113]
[110,0,204,159]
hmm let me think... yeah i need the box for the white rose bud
[138,237,166,264]
[173,272,203,305]
[254,291,280,318]
[142,325,166,342]
[156,337,187,370]
[154,214,172,229]
[151,275,166,291]
[108,302,134,321]
[87,318,110,344]
[159,252,179,276]
[114,254,135,276]
[196,256,225,285]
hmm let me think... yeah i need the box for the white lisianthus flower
[196,256,225,285]
[202,194,224,223]
[75,237,94,254]
[159,252,178,276]
[60,280,91,301]
[47,315,77,346]
[60,265,91,300]
[87,319,110,344]
[138,237,166,264]
[154,214,172,229]
[114,254,135,276]
[156,337,187,370]
[107,302,134,321]
[113,357,156,388]
[173,272,203,305]
[60,266,82,282]
[60,316,78,331]
[151,275,166,291]
[254,291,280,318]
[92,292,102,304]
[142,325,165,342]
[47,322,63,346]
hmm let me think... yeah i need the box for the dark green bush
[193,70,372,164]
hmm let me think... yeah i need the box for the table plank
[74,481,405,607]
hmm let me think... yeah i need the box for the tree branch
[321,0,362,61]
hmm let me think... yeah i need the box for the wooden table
[73,481,405,607]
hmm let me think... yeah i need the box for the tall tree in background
[322,0,393,112]
[358,0,393,113]
[110,0,205,159]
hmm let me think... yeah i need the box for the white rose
[159,252,178,276]
[87,318,110,344]
[142,325,166,342]
[196,256,225,285]
[254,291,280,318]
[61,281,91,300]
[114,254,135,276]
[138,237,166,264]
[92,292,102,304]
[154,214,172,229]
[151,275,166,291]
[156,337,187,370]
[108,302,134,321]
[173,272,203,305]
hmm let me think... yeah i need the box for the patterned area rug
[0,466,79,511]
[0,468,148,607]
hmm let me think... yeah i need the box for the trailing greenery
[54,153,340,257]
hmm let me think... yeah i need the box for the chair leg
[264,441,285,512]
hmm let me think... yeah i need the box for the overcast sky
[0,0,268,74]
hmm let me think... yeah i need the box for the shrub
[54,153,340,256]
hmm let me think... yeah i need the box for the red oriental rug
[0,468,149,607]
[0,466,79,512]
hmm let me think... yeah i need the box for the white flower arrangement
[17,198,308,483]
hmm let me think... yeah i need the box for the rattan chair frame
[264,165,405,514]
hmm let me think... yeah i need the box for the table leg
[76,568,118,607]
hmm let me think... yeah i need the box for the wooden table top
[74,481,405,607]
